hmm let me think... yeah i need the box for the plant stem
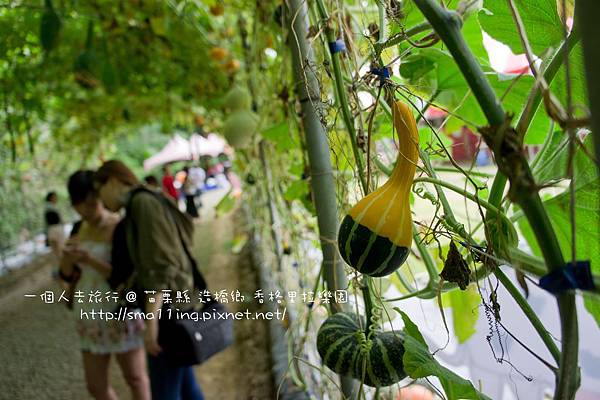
[573,1,600,176]
[507,247,548,276]
[376,0,387,44]
[394,270,417,293]
[287,0,358,395]
[374,21,431,54]
[361,277,375,336]
[411,1,579,397]
[258,141,285,270]
[413,177,511,223]
[314,0,368,194]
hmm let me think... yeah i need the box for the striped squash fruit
[317,312,407,387]
[338,100,419,277]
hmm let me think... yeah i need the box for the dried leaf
[440,241,470,290]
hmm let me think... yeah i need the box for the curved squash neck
[389,101,419,184]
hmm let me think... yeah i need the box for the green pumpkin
[338,100,419,277]
[223,86,252,111]
[222,110,259,148]
[317,312,407,387]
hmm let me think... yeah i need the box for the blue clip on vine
[328,40,346,54]
[539,260,594,295]
[370,66,390,85]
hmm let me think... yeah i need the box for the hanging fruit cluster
[221,86,260,149]
[337,100,420,277]
[316,312,407,387]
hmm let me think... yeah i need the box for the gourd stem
[361,277,375,337]
[411,1,578,398]
[394,270,417,293]
[314,0,368,194]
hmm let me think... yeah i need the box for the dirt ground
[0,190,274,400]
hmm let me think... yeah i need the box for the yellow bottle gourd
[338,100,419,277]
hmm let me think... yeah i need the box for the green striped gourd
[338,100,419,277]
[316,312,406,387]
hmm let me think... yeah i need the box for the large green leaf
[442,285,481,343]
[518,134,600,327]
[418,126,453,160]
[479,0,563,55]
[548,43,589,119]
[261,122,295,151]
[532,132,597,194]
[283,179,309,202]
[479,0,588,123]
[397,310,491,400]
[462,14,491,65]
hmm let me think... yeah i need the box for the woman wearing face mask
[59,170,150,400]
[93,160,205,400]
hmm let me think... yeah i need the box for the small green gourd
[316,312,406,387]
[222,109,259,148]
[338,100,419,277]
[40,0,61,53]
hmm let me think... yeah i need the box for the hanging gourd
[316,312,407,387]
[338,100,419,277]
[40,0,61,53]
[223,86,252,111]
[222,109,260,148]
[74,21,100,89]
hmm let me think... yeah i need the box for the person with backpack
[58,170,150,400]
[93,160,205,400]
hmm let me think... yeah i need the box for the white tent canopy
[143,132,226,171]
[189,133,227,158]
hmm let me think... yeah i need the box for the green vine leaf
[442,286,481,343]
[261,122,294,151]
[396,310,491,400]
[479,0,563,55]
[283,179,309,202]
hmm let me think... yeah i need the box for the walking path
[0,188,274,399]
